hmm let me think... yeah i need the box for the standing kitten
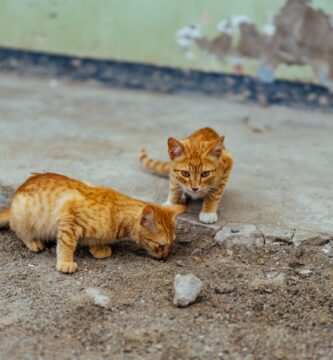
[139,127,233,224]
[0,173,186,273]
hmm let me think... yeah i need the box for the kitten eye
[201,171,210,178]
[181,171,190,178]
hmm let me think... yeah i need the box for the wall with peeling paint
[0,0,332,84]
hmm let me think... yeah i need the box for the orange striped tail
[0,208,10,228]
[138,149,170,177]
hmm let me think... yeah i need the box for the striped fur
[1,173,186,273]
[139,127,233,224]
[139,148,170,177]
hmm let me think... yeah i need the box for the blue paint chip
[0,194,5,203]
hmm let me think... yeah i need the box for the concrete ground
[1,73,333,360]
[0,74,332,233]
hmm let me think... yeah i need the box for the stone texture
[257,224,294,245]
[214,223,264,248]
[84,288,111,309]
[173,274,202,307]
[292,232,332,247]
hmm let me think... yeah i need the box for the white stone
[322,243,333,257]
[297,269,313,278]
[85,288,110,308]
[173,274,202,307]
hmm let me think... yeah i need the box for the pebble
[176,260,185,267]
[213,285,235,294]
[191,248,202,256]
[173,274,202,307]
[215,224,264,248]
[49,79,59,88]
[321,243,333,257]
[178,237,192,244]
[85,288,110,308]
[297,269,313,279]
[319,95,329,106]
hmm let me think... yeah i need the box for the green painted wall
[0,0,332,79]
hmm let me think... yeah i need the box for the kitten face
[138,205,186,259]
[168,136,224,194]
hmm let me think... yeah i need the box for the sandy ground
[0,74,333,359]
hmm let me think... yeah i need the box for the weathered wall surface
[192,0,333,89]
[0,0,331,84]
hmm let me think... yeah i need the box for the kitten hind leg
[16,230,45,252]
[25,239,45,252]
[89,245,112,259]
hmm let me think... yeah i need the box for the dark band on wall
[0,47,332,111]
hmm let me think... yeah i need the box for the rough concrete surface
[0,73,333,359]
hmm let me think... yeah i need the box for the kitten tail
[138,148,170,177]
[0,209,10,228]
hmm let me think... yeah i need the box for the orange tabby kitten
[139,127,233,224]
[0,173,186,273]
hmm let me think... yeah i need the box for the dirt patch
[1,190,333,359]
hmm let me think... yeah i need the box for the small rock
[213,285,235,294]
[288,258,305,268]
[307,93,317,102]
[49,79,58,88]
[322,243,333,257]
[178,237,192,244]
[264,270,285,285]
[85,288,110,308]
[191,248,202,256]
[215,223,263,248]
[231,228,240,233]
[176,260,185,267]
[319,95,329,106]
[257,224,294,245]
[173,274,202,307]
[296,269,313,279]
[292,232,331,247]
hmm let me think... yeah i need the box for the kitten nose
[191,187,199,192]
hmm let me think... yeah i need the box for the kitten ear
[168,204,188,219]
[167,138,184,160]
[140,206,156,230]
[207,136,225,159]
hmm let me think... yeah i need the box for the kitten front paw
[56,261,78,273]
[163,200,173,206]
[199,212,218,224]
[89,246,112,259]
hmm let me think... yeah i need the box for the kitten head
[167,135,225,194]
[138,204,186,259]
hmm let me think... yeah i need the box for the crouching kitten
[0,173,186,273]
